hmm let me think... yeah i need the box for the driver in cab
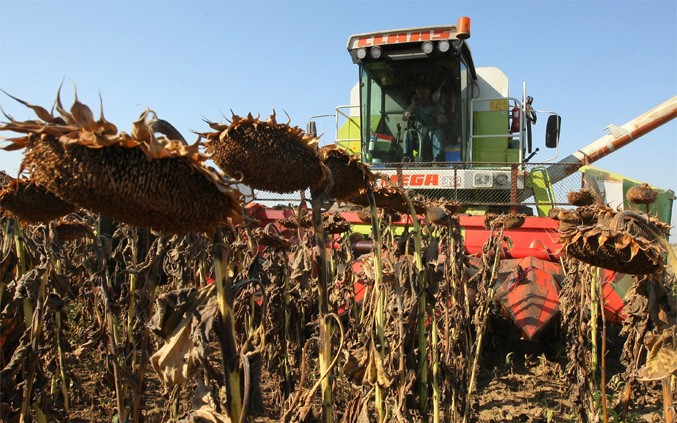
[402,84,447,162]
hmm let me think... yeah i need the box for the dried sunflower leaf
[55,84,76,125]
[1,90,60,123]
[150,284,218,387]
[71,92,97,132]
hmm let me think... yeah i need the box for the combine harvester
[250,17,676,340]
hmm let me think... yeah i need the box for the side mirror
[545,115,561,148]
[307,121,318,138]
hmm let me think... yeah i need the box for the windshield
[358,56,463,162]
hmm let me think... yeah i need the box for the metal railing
[249,161,588,214]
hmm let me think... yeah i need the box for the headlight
[370,46,382,59]
[494,173,509,186]
[421,41,434,54]
[473,173,492,188]
[356,48,367,59]
[438,40,450,52]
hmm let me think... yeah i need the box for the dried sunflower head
[483,213,526,230]
[426,199,460,226]
[427,206,449,225]
[560,207,665,275]
[346,182,426,215]
[354,206,401,224]
[502,214,526,230]
[202,112,329,194]
[626,183,657,205]
[52,219,93,242]
[278,212,312,229]
[1,89,243,234]
[251,225,291,250]
[0,176,76,223]
[322,211,351,234]
[567,188,596,206]
[319,145,374,201]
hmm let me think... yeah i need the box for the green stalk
[464,227,503,423]
[94,223,128,423]
[12,221,32,327]
[55,306,70,416]
[310,194,333,423]
[367,189,387,423]
[283,267,292,382]
[19,272,47,423]
[432,313,440,423]
[447,223,459,422]
[125,231,138,422]
[213,235,243,421]
[589,266,600,419]
[12,220,26,276]
[127,231,139,344]
[597,272,608,423]
[401,194,427,411]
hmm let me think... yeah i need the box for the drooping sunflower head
[567,188,596,207]
[0,175,77,223]
[319,145,375,201]
[1,89,243,234]
[426,199,461,226]
[626,183,657,205]
[346,182,426,215]
[560,206,665,275]
[483,213,526,230]
[202,112,329,194]
[52,218,93,242]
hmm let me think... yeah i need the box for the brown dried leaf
[1,89,60,123]
[614,233,632,251]
[55,82,76,125]
[71,88,97,131]
[147,136,172,159]
[150,284,218,387]
[96,92,118,135]
[132,110,153,142]
[637,333,677,382]
[1,136,30,151]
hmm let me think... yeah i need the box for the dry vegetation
[0,92,675,423]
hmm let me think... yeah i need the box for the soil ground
[53,315,664,423]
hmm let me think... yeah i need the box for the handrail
[470,96,523,163]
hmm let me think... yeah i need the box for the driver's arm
[403,98,418,120]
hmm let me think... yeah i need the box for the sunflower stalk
[126,230,139,422]
[367,187,387,423]
[401,192,427,411]
[213,229,243,421]
[126,230,139,344]
[94,225,128,423]
[310,191,333,423]
[132,235,164,423]
[19,273,47,423]
[464,226,504,423]
[54,299,70,416]
[432,311,440,423]
[588,266,600,420]
[447,222,460,421]
[597,268,609,423]
[13,220,32,327]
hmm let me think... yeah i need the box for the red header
[351,28,455,49]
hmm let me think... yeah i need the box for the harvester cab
[330,17,562,210]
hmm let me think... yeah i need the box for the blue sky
[1,1,676,234]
